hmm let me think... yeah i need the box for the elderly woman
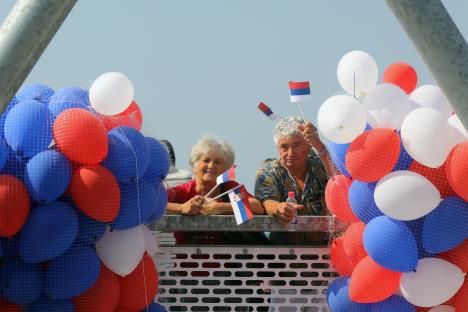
[167,135,267,245]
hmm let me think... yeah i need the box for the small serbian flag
[288,81,311,102]
[228,185,254,225]
[258,102,279,121]
[216,165,236,185]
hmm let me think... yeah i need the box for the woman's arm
[166,196,204,215]
[201,201,233,215]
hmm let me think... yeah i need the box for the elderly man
[254,116,333,245]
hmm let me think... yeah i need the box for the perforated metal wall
[154,246,337,312]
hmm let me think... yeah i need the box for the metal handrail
[150,215,345,232]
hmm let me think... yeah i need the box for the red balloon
[114,306,131,312]
[346,128,400,182]
[445,142,468,201]
[325,175,359,223]
[409,161,455,198]
[0,299,22,312]
[330,236,354,276]
[118,254,158,311]
[343,222,367,267]
[100,101,143,132]
[74,265,120,312]
[454,279,468,311]
[349,256,402,303]
[0,175,30,237]
[70,165,120,222]
[53,108,108,165]
[439,239,468,274]
[382,62,418,94]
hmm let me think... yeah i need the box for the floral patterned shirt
[254,152,329,244]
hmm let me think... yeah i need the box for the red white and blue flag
[216,165,236,185]
[228,185,253,225]
[288,81,311,102]
[215,165,253,225]
[258,102,279,121]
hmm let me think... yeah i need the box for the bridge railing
[151,215,341,312]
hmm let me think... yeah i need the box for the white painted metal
[154,246,336,312]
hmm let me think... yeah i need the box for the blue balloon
[370,295,415,312]
[142,302,168,312]
[363,216,418,272]
[146,183,168,224]
[326,277,349,303]
[48,87,90,117]
[0,144,27,178]
[392,141,413,171]
[4,100,53,158]
[0,236,20,258]
[24,150,72,203]
[348,181,383,223]
[76,212,107,245]
[422,196,468,254]
[405,218,434,259]
[327,141,351,177]
[112,179,156,230]
[103,126,150,183]
[0,137,8,171]
[143,137,170,185]
[45,244,100,299]
[0,258,44,304]
[327,284,372,312]
[16,84,54,104]
[0,97,19,137]
[27,297,74,312]
[19,201,79,263]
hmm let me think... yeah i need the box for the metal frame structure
[0,0,76,111]
[152,215,340,311]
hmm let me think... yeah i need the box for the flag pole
[298,102,306,123]
[204,184,243,203]
[203,184,220,199]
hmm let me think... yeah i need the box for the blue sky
[1,0,467,190]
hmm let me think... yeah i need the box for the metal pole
[0,0,77,113]
[387,0,468,130]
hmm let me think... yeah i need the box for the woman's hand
[180,195,204,215]
[201,199,232,215]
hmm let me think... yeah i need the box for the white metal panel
[154,246,336,312]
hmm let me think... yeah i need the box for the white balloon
[317,95,367,144]
[375,170,441,221]
[400,258,464,308]
[401,107,454,168]
[142,224,159,256]
[89,72,134,115]
[96,226,145,277]
[448,114,468,145]
[337,50,378,97]
[410,85,454,118]
[363,83,413,129]
[428,306,455,312]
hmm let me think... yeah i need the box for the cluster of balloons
[0,72,170,311]
[321,51,467,311]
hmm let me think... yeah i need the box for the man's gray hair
[273,116,304,145]
[189,135,235,168]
